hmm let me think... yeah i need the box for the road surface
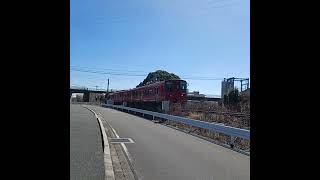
[87,105,250,180]
[70,104,104,180]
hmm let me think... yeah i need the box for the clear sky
[70,0,250,96]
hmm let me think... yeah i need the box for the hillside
[136,70,180,87]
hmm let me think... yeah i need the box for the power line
[183,77,223,80]
[70,65,150,73]
[70,68,146,76]
[71,65,224,79]
[71,67,224,80]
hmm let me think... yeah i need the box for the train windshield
[165,81,187,92]
[165,82,173,92]
[179,81,187,92]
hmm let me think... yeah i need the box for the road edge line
[83,106,115,180]
[93,107,141,180]
[100,114,142,180]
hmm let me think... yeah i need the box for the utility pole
[106,78,110,100]
[107,78,109,93]
[95,85,98,91]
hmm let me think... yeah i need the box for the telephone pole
[106,78,110,100]
[107,78,109,93]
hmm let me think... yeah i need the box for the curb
[102,115,141,180]
[83,106,115,180]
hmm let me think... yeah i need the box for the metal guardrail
[191,110,250,118]
[71,102,102,105]
[102,104,250,140]
[70,86,107,91]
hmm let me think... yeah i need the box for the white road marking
[82,106,115,180]
[97,109,141,180]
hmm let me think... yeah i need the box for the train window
[180,82,187,92]
[165,82,173,92]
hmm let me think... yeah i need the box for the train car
[109,79,188,112]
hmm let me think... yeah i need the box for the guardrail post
[189,124,192,132]
[230,136,235,149]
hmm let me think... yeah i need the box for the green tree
[136,70,180,87]
[224,88,241,111]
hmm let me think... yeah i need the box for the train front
[164,80,188,104]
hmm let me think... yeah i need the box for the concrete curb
[104,119,141,180]
[83,106,115,180]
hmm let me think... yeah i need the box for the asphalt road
[87,105,250,180]
[70,104,104,180]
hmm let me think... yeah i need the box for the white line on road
[97,111,142,180]
[83,106,115,180]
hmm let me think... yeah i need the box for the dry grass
[165,120,250,150]
[187,112,202,120]
[184,112,249,130]
[165,101,250,150]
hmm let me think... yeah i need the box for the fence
[102,104,250,141]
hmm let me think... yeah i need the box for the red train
[109,79,188,112]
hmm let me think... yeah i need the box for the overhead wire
[70,67,224,80]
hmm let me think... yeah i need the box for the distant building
[221,77,249,99]
[88,93,105,102]
[221,78,234,99]
[187,91,205,98]
[75,94,83,102]
[187,91,205,101]
[187,91,220,102]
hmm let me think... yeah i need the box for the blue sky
[71,0,250,96]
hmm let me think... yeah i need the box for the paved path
[87,105,250,180]
[70,104,104,180]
